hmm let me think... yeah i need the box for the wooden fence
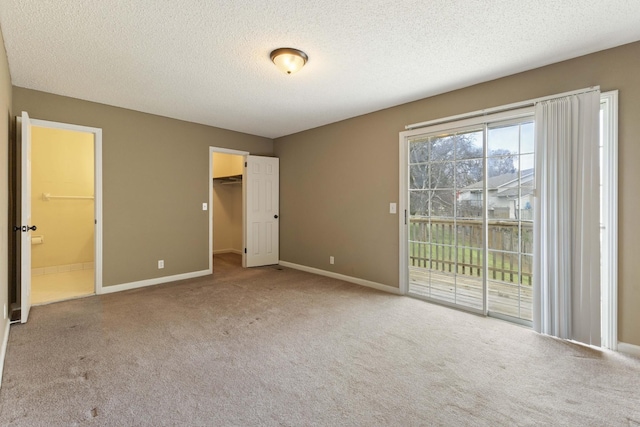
[409,217,533,285]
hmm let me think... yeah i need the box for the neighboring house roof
[461,169,533,197]
[498,186,533,198]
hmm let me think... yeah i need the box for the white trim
[405,86,600,130]
[0,321,10,389]
[402,107,534,139]
[98,270,210,295]
[617,342,640,358]
[279,261,403,295]
[600,90,618,351]
[29,118,103,296]
[209,147,249,270]
[213,249,243,255]
[399,134,408,295]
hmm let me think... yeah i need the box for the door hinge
[244,248,247,254]
[404,210,407,225]
[245,162,247,167]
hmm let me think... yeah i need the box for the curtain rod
[405,86,600,131]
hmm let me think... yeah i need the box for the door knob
[274,215,279,219]
[28,225,37,231]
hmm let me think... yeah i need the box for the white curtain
[533,90,601,346]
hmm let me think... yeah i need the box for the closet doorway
[30,125,97,305]
[211,150,246,261]
[209,147,280,269]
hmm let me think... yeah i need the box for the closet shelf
[213,174,242,185]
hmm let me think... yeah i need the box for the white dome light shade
[270,48,308,75]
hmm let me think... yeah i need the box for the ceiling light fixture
[270,48,308,75]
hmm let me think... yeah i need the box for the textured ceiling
[1,1,640,139]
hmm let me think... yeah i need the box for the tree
[487,149,517,177]
[409,132,483,216]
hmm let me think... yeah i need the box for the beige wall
[31,127,94,268]
[212,152,243,254]
[13,88,273,287]
[274,41,640,347]
[0,25,11,352]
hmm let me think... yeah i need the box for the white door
[20,111,33,323]
[244,155,279,267]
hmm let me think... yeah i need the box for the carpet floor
[1,253,639,426]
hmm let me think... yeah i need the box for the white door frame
[29,118,104,295]
[209,147,249,270]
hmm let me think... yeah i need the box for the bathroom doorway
[30,126,96,304]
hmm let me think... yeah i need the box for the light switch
[202,203,208,211]
[390,203,397,214]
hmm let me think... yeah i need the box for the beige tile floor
[31,269,95,305]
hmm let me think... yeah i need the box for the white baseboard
[618,342,640,358]
[98,269,211,295]
[278,261,402,295]
[213,249,242,255]
[0,320,10,390]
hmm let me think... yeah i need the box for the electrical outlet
[390,202,397,214]
[202,203,208,211]
[158,260,164,269]
[330,256,335,265]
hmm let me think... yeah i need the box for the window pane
[521,122,534,154]
[429,161,455,189]
[409,164,430,189]
[488,125,519,157]
[429,271,457,304]
[409,240,430,268]
[520,154,534,175]
[488,281,521,317]
[456,223,483,248]
[457,247,483,276]
[488,222,519,251]
[430,223,455,245]
[519,194,534,221]
[409,190,430,216]
[431,136,455,161]
[456,130,483,160]
[409,138,430,163]
[488,250,519,284]
[521,223,534,254]
[431,190,456,217]
[430,244,455,270]
[456,159,483,188]
[521,254,533,286]
[488,156,518,187]
[457,196,483,218]
[409,218,430,242]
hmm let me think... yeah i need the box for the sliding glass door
[406,116,534,324]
